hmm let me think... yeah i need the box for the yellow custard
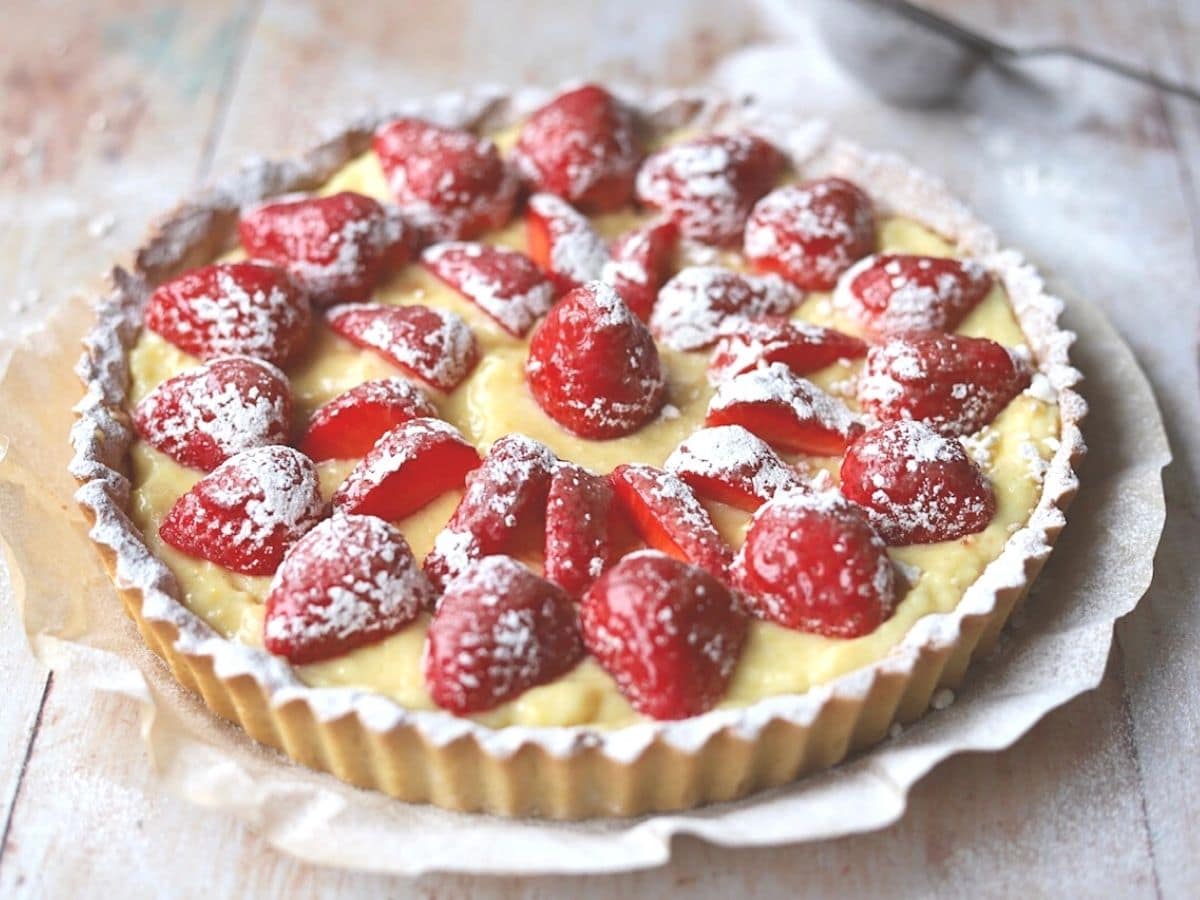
[126,149,1059,729]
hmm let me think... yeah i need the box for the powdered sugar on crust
[665,425,800,504]
[650,266,802,351]
[709,362,860,438]
[527,193,608,286]
[422,241,555,336]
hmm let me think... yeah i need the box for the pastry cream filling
[126,148,1059,728]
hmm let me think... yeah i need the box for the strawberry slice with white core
[706,362,862,455]
[664,424,801,511]
[331,418,482,521]
[650,266,802,351]
[325,303,479,392]
[421,241,556,337]
[264,514,436,664]
[600,218,679,321]
[299,377,437,462]
[525,192,609,294]
[706,315,867,385]
[543,462,616,597]
[835,254,993,337]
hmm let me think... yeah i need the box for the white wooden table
[1,1,1198,895]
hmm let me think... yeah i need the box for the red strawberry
[526,283,666,439]
[525,193,608,294]
[133,356,291,471]
[513,84,642,212]
[600,218,678,321]
[745,178,876,290]
[608,463,733,580]
[325,303,478,392]
[144,262,311,367]
[424,434,558,588]
[421,241,556,337]
[373,118,518,242]
[706,362,862,455]
[734,490,896,638]
[580,551,747,720]
[331,418,481,520]
[544,463,616,597]
[636,133,786,246]
[650,266,803,351]
[840,420,996,544]
[238,191,410,306]
[299,377,437,462]
[836,254,993,337]
[424,555,584,714]
[664,424,800,511]
[159,445,325,576]
[263,514,436,664]
[859,332,1031,435]
[707,315,867,385]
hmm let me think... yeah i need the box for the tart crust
[70,89,1086,818]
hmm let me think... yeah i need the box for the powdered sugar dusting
[422,241,555,336]
[651,266,802,351]
[709,362,860,437]
[528,193,608,286]
[665,424,800,504]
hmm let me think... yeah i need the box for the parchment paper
[0,282,1167,876]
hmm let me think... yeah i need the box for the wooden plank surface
[0,0,1197,896]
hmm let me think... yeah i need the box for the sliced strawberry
[264,514,436,664]
[734,490,896,638]
[664,424,800,511]
[237,191,410,306]
[299,377,437,462]
[707,315,867,385]
[650,266,803,351]
[635,133,786,246]
[144,262,311,367]
[425,555,584,714]
[526,282,666,438]
[745,178,876,290]
[159,445,325,576]
[525,193,608,294]
[543,463,616,597]
[836,254,993,337]
[706,362,862,455]
[331,418,481,520]
[600,218,679,321]
[580,550,746,720]
[133,356,291,471]
[840,420,996,544]
[325,303,478,392]
[513,84,642,212]
[859,332,1031,435]
[424,434,558,589]
[373,118,517,243]
[608,463,733,580]
[421,241,556,337]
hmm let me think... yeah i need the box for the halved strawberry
[836,254,993,337]
[525,193,608,294]
[734,490,896,638]
[706,362,862,455]
[144,262,311,367]
[608,463,733,580]
[526,282,666,439]
[238,191,410,306]
[421,242,556,337]
[325,303,478,392]
[600,218,678,321]
[707,315,867,384]
[425,555,584,714]
[513,84,642,212]
[299,377,437,462]
[840,420,996,544]
[580,550,746,720]
[133,356,291,471]
[636,133,786,246]
[859,332,1031,435]
[424,434,558,589]
[543,463,616,597]
[664,424,800,511]
[159,445,325,575]
[373,118,518,242]
[744,178,876,290]
[331,418,481,520]
[650,266,803,351]
[264,514,436,664]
